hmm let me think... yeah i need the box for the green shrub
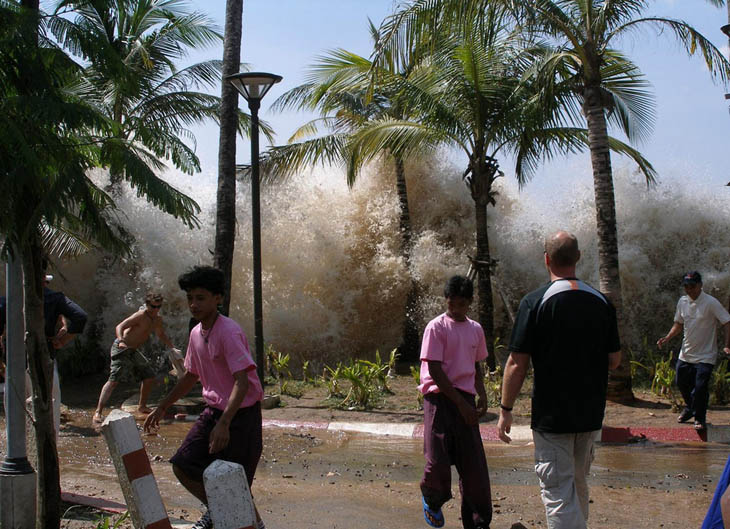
[410,365,423,409]
[711,359,730,405]
[484,364,503,408]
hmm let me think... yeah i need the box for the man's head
[178,266,225,321]
[145,292,164,311]
[444,275,473,321]
[682,270,702,300]
[544,231,580,275]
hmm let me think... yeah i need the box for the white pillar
[203,460,256,529]
[0,252,36,529]
[100,410,171,529]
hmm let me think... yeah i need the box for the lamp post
[225,72,282,383]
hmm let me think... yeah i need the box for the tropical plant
[339,359,380,409]
[267,23,430,361]
[505,0,730,401]
[215,0,243,315]
[711,359,730,405]
[267,346,292,394]
[370,3,656,373]
[1,1,228,523]
[1,2,131,525]
[484,364,503,408]
[359,349,395,393]
[410,364,424,408]
[322,362,345,398]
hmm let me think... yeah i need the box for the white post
[203,460,256,529]
[100,410,171,529]
[0,251,36,529]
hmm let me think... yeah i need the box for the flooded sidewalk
[43,407,728,528]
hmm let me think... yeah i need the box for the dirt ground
[5,372,730,528]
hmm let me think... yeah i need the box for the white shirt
[675,291,730,365]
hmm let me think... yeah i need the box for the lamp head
[225,72,283,103]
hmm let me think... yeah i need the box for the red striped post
[100,410,172,529]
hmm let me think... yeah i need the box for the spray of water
[47,157,730,370]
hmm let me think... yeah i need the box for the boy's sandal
[422,496,445,528]
[694,421,707,431]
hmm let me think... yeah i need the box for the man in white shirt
[657,271,730,431]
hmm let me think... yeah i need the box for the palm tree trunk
[22,234,61,529]
[394,156,420,363]
[473,186,496,372]
[214,0,243,315]
[19,3,62,526]
[584,85,633,402]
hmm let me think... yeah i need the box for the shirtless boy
[93,293,178,424]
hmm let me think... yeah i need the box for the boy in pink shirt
[144,266,265,529]
[419,275,492,529]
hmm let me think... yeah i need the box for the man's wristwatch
[499,403,513,412]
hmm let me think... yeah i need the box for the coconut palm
[265,24,429,361]
[499,0,730,399]
[214,0,243,315]
[374,0,730,399]
[49,0,249,212]
[370,2,658,370]
[1,2,131,525]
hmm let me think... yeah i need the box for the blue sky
[184,0,730,189]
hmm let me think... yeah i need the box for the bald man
[498,231,621,529]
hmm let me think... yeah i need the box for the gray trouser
[533,430,600,529]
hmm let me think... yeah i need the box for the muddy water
[47,408,728,528]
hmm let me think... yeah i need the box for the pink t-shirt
[184,315,263,410]
[419,313,488,396]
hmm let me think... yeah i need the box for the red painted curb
[61,491,127,514]
[601,426,707,443]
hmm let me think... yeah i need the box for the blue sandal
[422,496,445,528]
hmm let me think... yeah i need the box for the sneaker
[694,420,707,431]
[192,510,213,529]
[677,409,694,423]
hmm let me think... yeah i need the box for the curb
[257,419,730,443]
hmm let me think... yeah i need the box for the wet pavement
[46,408,729,528]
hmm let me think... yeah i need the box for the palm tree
[50,0,221,213]
[371,1,657,371]
[215,0,243,315]
[375,0,730,399]
[266,24,428,361]
[1,2,130,525]
[501,0,730,399]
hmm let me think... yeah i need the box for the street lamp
[225,72,282,384]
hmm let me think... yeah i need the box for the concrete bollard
[101,410,172,529]
[203,460,255,529]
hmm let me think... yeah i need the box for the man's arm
[657,322,683,349]
[154,319,176,350]
[143,371,199,432]
[608,350,622,370]
[428,360,478,426]
[722,322,730,356]
[497,352,530,443]
[208,369,250,454]
[52,296,88,349]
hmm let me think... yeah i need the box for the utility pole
[0,250,36,529]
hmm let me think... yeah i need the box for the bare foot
[92,412,104,425]
[137,406,153,414]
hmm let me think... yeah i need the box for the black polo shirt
[509,278,620,433]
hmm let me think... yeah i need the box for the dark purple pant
[170,403,262,486]
[421,391,492,529]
